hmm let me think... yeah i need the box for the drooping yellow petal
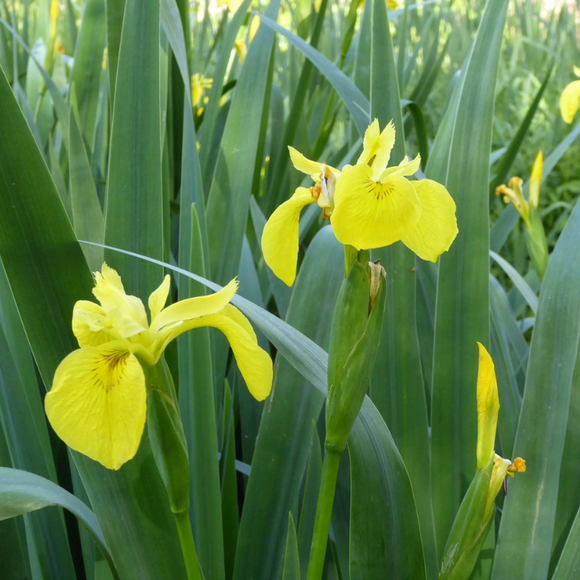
[72,301,121,347]
[560,80,580,124]
[356,119,396,179]
[149,275,171,322]
[150,278,239,343]
[45,343,147,470]
[475,343,500,470]
[92,263,149,331]
[261,187,316,286]
[331,164,421,250]
[401,179,458,261]
[288,146,323,180]
[529,151,543,209]
[170,305,272,401]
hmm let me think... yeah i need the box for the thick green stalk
[174,510,203,580]
[306,448,342,580]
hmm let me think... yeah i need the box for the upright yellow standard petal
[92,263,149,333]
[149,275,171,322]
[401,179,458,261]
[356,119,396,179]
[331,164,421,250]
[382,153,421,178]
[560,79,580,124]
[45,343,147,470]
[261,187,316,286]
[288,146,323,179]
[476,343,500,470]
[529,151,543,209]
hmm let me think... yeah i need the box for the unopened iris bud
[325,260,386,453]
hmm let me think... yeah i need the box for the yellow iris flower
[191,73,213,108]
[45,264,273,470]
[476,342,525,511]
[560,66,580,124]
[261,119,458,286]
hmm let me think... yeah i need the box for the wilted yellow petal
[401,179,458,261]
[288,146,323,180]
[150,278,239,352]
[529,151,543,209]
[92,263,149,332]
[560,80,580,124]
[331,164,421,250]
[261,187,316,286]
[476,343,500,470]
[149,275,171,322]
[507,457,526,476]
[356,119,396,179]
[45,343,147,470]
[73,301,120,347]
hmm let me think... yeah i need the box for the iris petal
[261,187,316,286]
[288,146,323,180]
[149,275,171,322]
[560,80,580,124]
[73,301,120,347]
[331,164,421,250]
[356,119,396,178]
[382,153,421,178]
[92,263,149,331]
[45,343,147,470]
[150,278,238,338]
[401,179,458,261]
[475,343,500,470]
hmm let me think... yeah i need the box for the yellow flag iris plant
[261,119,458,286]
[45,263,273,471]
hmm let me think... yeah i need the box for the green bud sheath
[326,260,386,453]
[524,207,549,280]
[148,362,191,515]
[438,459,495,580]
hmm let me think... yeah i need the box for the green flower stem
[174,510,203,580]
[306,448,342,580]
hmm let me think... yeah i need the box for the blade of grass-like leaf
[0,63,186,580]
[0,467,116,578]
[197,0,253,181]
[69,92,104,271]
[426,0,508,555]
[254,12,370,137]
[490,251,538,314]
[70,0,106,147]
[282,514,300,580]
[205,0,281,286]
[232,227,342,580]
[550,339,580,575]
[105,0,126,103]
[0,321,77,580]
[368,0,435,575]
[104,0,163,297]
[552,506,580,580]
[489,63,553,195]
[491,196,580,579]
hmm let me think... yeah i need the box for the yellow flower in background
[560,66,580,124]
[45,264,273,470]
[496,177,530,226]
[234,39,247,64]
[529,150,543,209]
[332,119,457,256]
[475,343,525,512]
[261,119,458,286]
[191,73,213,108]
